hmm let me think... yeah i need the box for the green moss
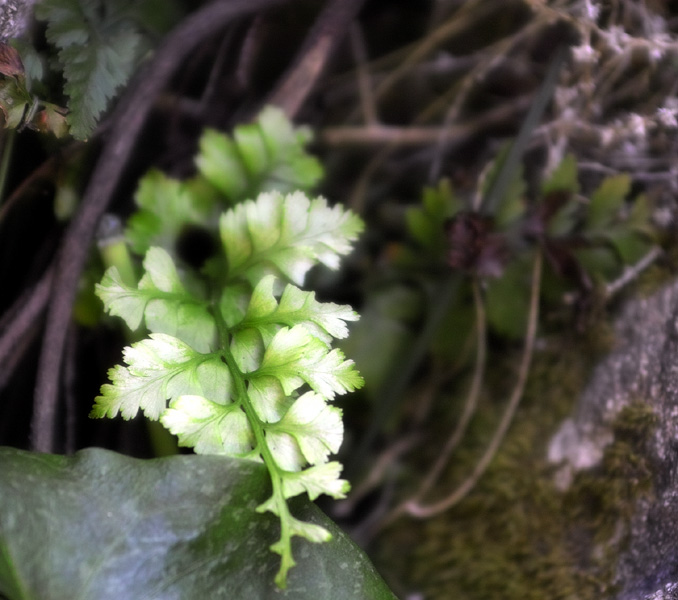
[375,341,657,600]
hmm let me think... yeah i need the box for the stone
[0,0,37,40]
[548,279,678,600]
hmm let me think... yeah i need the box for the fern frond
[238,274,359,345]
[221,190,364,286]
[96,247,216,352]
[197,106,323,203]
[92,334,233,420]
[94,110,363,587]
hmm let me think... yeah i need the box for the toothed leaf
[267,391,344,467]
[220,190,364,286]
[250,325,364,399]
[161,395,254,456]
[280,462,350,501]
[92,334,231,420]
[36,0,143,139]
[196,106,323,203]
[239,275,359,345]
[96,248,216,352]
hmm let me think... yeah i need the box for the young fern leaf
[125,107,322,258]
[96,247,216,352]
[159,394,256,456]
[94,188,364,588]
[238,274,358,345]
[266,391,344,467]
[248,325,362,400]
[197,106,323,202]
[92,334,233,421]
[126,171,218,256]
[221,190,363,286]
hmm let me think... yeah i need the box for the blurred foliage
[349,151,658,389]
[126,106,323,258]
[34,0,183,139]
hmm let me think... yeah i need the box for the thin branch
[340,18,552,210]
[0,141,83,225]
[345,0,497,123]
[417,18,546,127]
[605,246,663,299]
[342,94,533,212]
[349,23,378,126]
[31,0,290,453]
[404,250,543,519]
[321,124,473,146]
[0,265,54,382]
[321,93,534,148]
[363,278,486,534]
[372,251,543,533]
[266,0,365,119]
[409,279,487,503]
[333,433,421,519]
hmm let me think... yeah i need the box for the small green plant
[402,152,657,341]
[0,0,182,139]
[343,149,661,529]
[91,107,365,588]
[36,0,183,139]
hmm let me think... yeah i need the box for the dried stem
[373,250,542,532]
[409,278,487,504]
[605,246,663,299]
[334,433,421,519]
[267,0,365,119]
[346,0,491,122]
[0,265,54,386]
[343,95,533,211]
[349,23,378,126]
[321,97,531,147]
[404,250,542,519]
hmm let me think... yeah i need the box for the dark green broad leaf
[0,447,397,600]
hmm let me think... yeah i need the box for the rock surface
[0,0,36,40]
[548,280,678,600]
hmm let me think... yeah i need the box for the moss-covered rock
[375,280,678,600]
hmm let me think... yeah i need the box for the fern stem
[213,302,294,586]
[221,345,294,586]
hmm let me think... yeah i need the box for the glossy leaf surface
[0,447,397,600]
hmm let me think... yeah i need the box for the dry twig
[267,0,365,119]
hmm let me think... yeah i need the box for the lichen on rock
[548,279,678,600]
